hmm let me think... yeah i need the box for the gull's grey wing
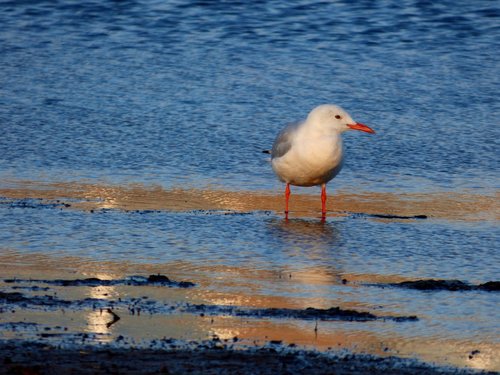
[271,121,301,159]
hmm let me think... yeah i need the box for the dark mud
[475,281,500,291]
[0,340,492,375]
[387,279,500,292]
[350,212,428,220]
[1,290,417,323]
[0,291,73,307]
[3,274,196,288]
[0,322,39,331]
[1,290,178,316]
[0,197,73,210]
[185,304,418,322]
[0,291,103,309]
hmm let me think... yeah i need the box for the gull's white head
[306,104,375,134]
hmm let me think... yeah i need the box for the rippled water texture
[0,0,499,372]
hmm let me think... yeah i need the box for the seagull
[269,104,375,220]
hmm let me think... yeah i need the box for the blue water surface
[0,0,499,192]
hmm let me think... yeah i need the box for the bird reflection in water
[267,218,347,289]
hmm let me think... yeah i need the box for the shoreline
[1,340,494,375]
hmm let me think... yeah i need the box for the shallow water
[0,0,499,372]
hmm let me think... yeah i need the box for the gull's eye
[335,115,342,119]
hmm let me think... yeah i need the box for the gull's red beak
[347,122,375,134]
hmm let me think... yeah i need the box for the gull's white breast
[272,133,344,187]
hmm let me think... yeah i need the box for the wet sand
[0,180,498,221]
[1,181,499,374]
[1,254,499,373]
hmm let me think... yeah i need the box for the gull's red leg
[285,183,291,219]
[321,183,327,220]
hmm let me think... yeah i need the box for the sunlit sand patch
[0,180,498,221]
[1,277,499,371]
[1,251,499,371]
